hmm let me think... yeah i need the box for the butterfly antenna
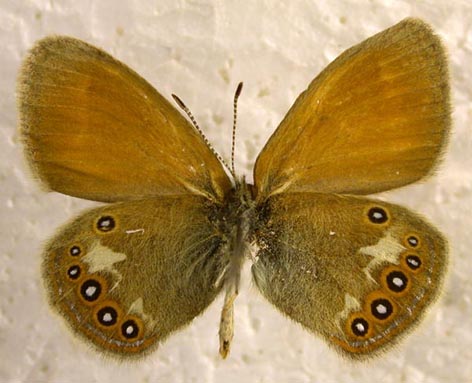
[172,93,232,176]
[231,82,243,178]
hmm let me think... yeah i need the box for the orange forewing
[19,36,231,203]
[254,18,450,202]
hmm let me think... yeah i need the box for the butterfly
[18,17,450,360]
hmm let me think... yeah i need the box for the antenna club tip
[172,93,186,109]
[236,82,243,97]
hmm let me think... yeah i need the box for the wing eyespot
[66,264,82,281]
[404,234,421,248]
[120,316,144,341]
[78,276,107,305]
[98,306,118,326]
[404,254,422,271]
[69,245,82,256]
[366,206,390,225]
[381,267,411,297]
[370,298,394,320]
[348,316,371,338]
[364,291,397,323]
[95,215,117,233]
[94,301,122,328]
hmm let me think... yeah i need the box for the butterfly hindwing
[44,196,228,358]
[254,18,450,202]
[18,36,231,203]
[252,193,447,358]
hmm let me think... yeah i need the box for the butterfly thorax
[217,177,256,286]
[216,177,255,244]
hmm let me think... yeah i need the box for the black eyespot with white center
[351,317,369,337]
[96,216,115,232]
[97,306,118,327]
[371,298,393,320]
[70,246,81,256]
[121,319,139,339]
[367,207,388,224]
[407,235,419,247]
[406,255,422,270]
[67,265,81,280]
[80,279,102,302]
[386,270,408,293]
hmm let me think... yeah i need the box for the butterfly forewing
[253,18,450,202]
[252,193,447,357]
[43,196,227,357]
[18,36,231,203]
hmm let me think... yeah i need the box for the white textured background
[1,1,471,382]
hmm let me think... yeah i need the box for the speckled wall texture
[1,1,471,382]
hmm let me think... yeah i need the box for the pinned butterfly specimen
[18,18,450,360]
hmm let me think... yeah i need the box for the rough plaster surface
[1,1,471,382]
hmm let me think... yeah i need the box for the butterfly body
[18,18,450,360]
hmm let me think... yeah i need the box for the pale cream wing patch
[359,230,406,281]
[82,242,127,273]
